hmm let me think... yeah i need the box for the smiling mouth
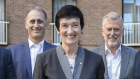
[34,29,41,32]
[109,37,117,40]
[108,35,117,39]
[34,31,40,33]
[67,35,75,38]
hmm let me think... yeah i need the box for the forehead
[27,10,45,20]
[59,17,80,24]
[104,18,122,28]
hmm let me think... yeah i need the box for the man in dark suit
[8,6,56,79]
[90,12,138,79]
[0,46,16,79]
[134,51,140,79]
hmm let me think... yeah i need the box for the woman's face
[57,18,82,46]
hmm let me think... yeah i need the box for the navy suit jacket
[0,46,16,79]
[134,50,140,79]
[7,41,56,79]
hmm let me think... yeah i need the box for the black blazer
[0,46,16,79]
[134,51,140,79]
[33,48,105,79]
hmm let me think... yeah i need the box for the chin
[33,35,43,39]
[107,41,118,47]
[65,41,78,45]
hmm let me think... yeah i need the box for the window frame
[122,0,140,46]
[51,0,77,44]
[0,0,9,45]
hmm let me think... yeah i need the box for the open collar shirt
[28,39,44,75]
[105,44,121,79]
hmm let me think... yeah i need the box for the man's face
[25,10,47,41]
[101,18,124,48]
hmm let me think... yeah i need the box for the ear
[101,27,104,36]
[122,27,125,36]
[56,27,60,35]
[45,21,48,29]
[25,21,28,30]
[81,26,84,34]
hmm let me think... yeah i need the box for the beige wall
[6,0,53,45]
[77,0,123,49]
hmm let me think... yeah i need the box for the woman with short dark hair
[33,5,105,79]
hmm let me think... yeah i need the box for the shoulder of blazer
[121,45,138,54]
[0,47,11,57]
[135,51,140,65]
[136,51,140,58]
[84,49,103,68]
[84,49,102,60]
[44,41,57,48]
[39,48,57,59]
[7,41,28,49]
[7,41,29,56]
[90,45,104,54]
[43,47,57,54]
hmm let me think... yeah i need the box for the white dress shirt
[28,39,44,75]
[105,44,121,79]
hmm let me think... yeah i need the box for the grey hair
[102,12,124,27]
[25,6,48,21]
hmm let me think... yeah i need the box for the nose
[111,30,115,35]
[67,26,74,34]
[34,21,39,28]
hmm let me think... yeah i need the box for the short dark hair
[55,5,84,31]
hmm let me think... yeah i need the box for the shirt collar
[28,38,44,48]
[105,44,121,55]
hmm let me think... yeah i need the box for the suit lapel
[43,41,48,51]
[43,41,55,51]
[99,45,109,79]
[119,45,130,79]
[73,46,85,79]
[23,41,32,79]
[56,45,73,79]
[79,50,88,79]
